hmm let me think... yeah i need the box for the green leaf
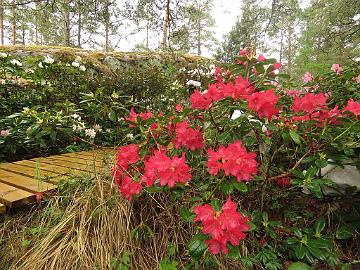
[210,198,222,212]
[288,262,313,270]
[233,182,248,193]
[188,234,208,259]
[336,225,355,239]
[315,159,328,168]
[314,217,326,235]
[226,245,240,260]
[278,73,291,80]
[219,181,234,195]
[179,206,195,222]
[307,244,327,260]
[289,130,302,144]
[295,245,306,259]
[108,110,117,122]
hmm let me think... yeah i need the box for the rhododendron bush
[112,50,360,268]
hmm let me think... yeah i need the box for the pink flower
[273,62,282,70]
[343,99,360,116]
[190,90,212,110]
[257,54,266,62]
[355,75,360,83]
[239,48,247,56]
[331,64,342,74]
[303,72,313,83]
[175,104,183,112]
[0,129,10,137]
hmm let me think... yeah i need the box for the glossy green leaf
[288,262,313,270]
[188,234,208,259]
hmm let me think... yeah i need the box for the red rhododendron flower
[175,104,183,112]
[142,151,191,187]
[206,82,227,101]
[125,107,153,127]
[343,99,360,116]
[116,144,140,171]
[257,54,266,62]
[119,175,142,201]
[239,48,247,56]
[194,198,250,254]
[247,89,280,120]
[173,120,204,150]
[207,141,258,182]
[285,89,302,98]
[291,93,328,114]
[273,62,282,70]
[231,76,254,100]
[190,90,212,110]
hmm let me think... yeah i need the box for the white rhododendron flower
[85,128,96,138]
[44,56,55,64]
[79,65,86,71]
[186,80,201,88]
[71,61,80,68]
[0,129,10,137]
[126,133,134,139]
[0,52,8,58]
[10,59,22,66]
[93,124,102,131]
[38,62,44,68]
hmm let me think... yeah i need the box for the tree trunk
[63,0,71,46]
[12,0,16,45]
[287,26,292,74]
[162,0,170,49]
[146,20,149,49]
[77,0,81,47]
[35,21,39,46]
[196,2,201,55]
[22,24,25,45]
[104,0,110,51]
[0,0,4,45]
[279,30,284,63]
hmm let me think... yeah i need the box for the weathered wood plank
[15,160,88,178]
[43,155,103,167]
[33,158,96,172]
[0,168,56,193]
[0,163,60,178]
[0,182,35,207]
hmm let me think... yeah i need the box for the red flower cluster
[190,76,254,110]
[190,90,212,110]
[207,141,258,182]
[173,120,204,151]
[194,198,250,254]
[247,89,280,120]
[113,144,142,200]
[125,107,153,127]
[275,177,291,187]
[343,99,360,116]
[291,93,327,114]
[142,151,192,187]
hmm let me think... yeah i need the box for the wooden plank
[0,182,35,208]
[0,162,60,178]
[0,203,5,214]
[43,155,103,167]
[33,158,96,172]
[0,168,56,193]
[15,160,88,178]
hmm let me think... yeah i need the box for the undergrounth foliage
[0,49,359,269]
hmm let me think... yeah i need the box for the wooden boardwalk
[0,149,114,214]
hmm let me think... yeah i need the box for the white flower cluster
[71,56,86,71]
[186,80,201,88]
[72,122,85,132]
[85,128,96,139]
[0,129,10,137]
[0,52,8,58]
[10,59,22,66]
